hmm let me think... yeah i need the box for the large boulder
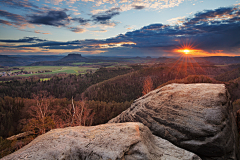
[2,122,200,160]
[109,83,240,160]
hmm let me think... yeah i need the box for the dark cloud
[184,7,239,26]
[68,27,86,33]
[15,40,82,48]
[0,19,12,26]
[71,8,120,27]
[132,5,145,10]
[71,17,90,25]
[29,10,70,27]
[0,10,26,23]
[0,37,47,43]
[92,7,120,25]
[0,0,40,11]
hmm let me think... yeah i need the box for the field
[72,62,119,66]
[5,66,98,77]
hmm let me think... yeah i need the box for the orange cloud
[34,30,51,34]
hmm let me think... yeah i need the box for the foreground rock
[109,83,240,160]
[2,122,200,160]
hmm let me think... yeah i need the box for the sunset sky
[0,0,240,57]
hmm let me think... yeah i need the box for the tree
[142,76,153,95]
[71,100,94,126]
[24,91,55,135]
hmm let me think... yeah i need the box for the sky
[0,0,240,57]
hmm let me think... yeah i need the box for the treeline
[0,97,132,139]
[0,67,136,100]
[225,77,240,101]
[82,64,222,103]
[215,67,240,82]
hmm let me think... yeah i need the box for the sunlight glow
[183,49,190,54]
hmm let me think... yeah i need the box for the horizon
[1,53,240,58]
[0,0,240,57]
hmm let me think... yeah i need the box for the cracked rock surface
[1,122,200,160]
[109,83,240,160]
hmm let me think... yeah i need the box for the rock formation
[1,122,200,160]
[2,83,239,160]
[59,53,87,62]
[109,83,240,160]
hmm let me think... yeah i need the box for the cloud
[183,7,240,26]
[0,19,12,26]
[0,0,40,12]
[71,8,120,28]
[1,5,240,56]
[167,16,186,25]
[16,40,82,48]
[43,45,83,50]
[92,7,120,25]
[29,10,70,27]
[132,5,145,10]
[68,27,87,33]
[71,17,90,25]
[0,8,90,33]
[84,0,185,12]
[34,30,51,34]
[0,37,47,43]
[92,29,107,32]
[0,0,188,35]
[0,10,26,23]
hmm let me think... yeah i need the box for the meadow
[6,66,98,77]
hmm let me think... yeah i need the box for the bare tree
[71,100,94,126]
[24,91,55,135]
[142,76,153,95]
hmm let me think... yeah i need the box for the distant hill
[198,56,240,65]
[0,55,64,66]
[0,55,27,66]
[215,67,240,82]
[59,53,87,62]
[82,63,226,103]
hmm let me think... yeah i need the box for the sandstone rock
[109,83,240,160]
[1,122,200,160]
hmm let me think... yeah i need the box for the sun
[183,49,190,54]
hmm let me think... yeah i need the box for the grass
[40,78,51,81]
[4,66,98,78]
[72,62,90,65]
[72,62,119,65]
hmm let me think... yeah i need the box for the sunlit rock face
[109,83,240,160]
[1,122,200,160]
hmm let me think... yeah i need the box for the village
[0,70,52,77]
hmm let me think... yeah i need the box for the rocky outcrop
[109,83,240,160]
[2,122,200,160]
[59,53,87,62]
[6,131,34,141]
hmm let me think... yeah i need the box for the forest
[1,61,240,158]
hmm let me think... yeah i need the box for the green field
[72,62,118,65]
[6,66,98,77]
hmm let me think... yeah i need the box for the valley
[1,54,240,158]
